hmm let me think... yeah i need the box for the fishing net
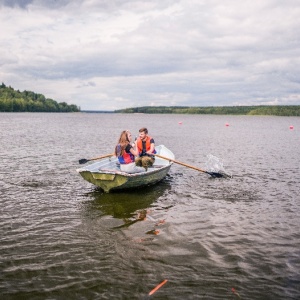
[205,154,232,177]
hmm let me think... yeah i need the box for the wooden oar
[153,153,227,178]
[79,153,114,164]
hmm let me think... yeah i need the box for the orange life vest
[136,136,156,155]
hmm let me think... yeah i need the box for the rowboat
[77,145,174,193]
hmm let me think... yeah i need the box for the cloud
[1,0,300,110]
[0,0,74,9]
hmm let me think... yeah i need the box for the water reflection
[82,181,172,221]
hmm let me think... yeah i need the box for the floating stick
[149,279,168,296]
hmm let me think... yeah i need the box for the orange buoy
[178,121,182,125]
[289,125,294,130]
[225,123,229,127]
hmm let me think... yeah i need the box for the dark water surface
[1,113,300,299]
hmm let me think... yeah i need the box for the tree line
[115,105,300,116]
[0,83,80,112]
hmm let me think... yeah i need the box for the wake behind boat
[77,145,174,193]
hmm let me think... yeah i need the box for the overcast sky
[1,0,300,110]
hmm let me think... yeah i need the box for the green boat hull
[78,165,172,192]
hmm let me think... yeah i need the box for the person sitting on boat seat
[115,130,145,173]
[135,127,156,170]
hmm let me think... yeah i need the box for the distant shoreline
[0,83,80,112]
[81,110,114,113]
[2,105,300,116]
[83,105,300,116]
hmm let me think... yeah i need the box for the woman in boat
[115,130,145,173]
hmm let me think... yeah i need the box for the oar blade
[79,158,88,164]
[207,171,232,178]
[210,172,224,178]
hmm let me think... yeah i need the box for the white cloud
[0,0,300,110]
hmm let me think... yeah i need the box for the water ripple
[1,113,300,299]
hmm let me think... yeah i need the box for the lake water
[1,113,300,300]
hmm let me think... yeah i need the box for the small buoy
[289,125,294,130]
[178,121,182,125]
[225,123,229,127]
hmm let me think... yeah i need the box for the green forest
[0,83,80,112]
[115,105,300,116]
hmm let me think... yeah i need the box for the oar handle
[153,153,207,174]
[88,153,115,162]
[79,153,115,164]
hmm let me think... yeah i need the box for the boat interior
[79,145,174,174]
